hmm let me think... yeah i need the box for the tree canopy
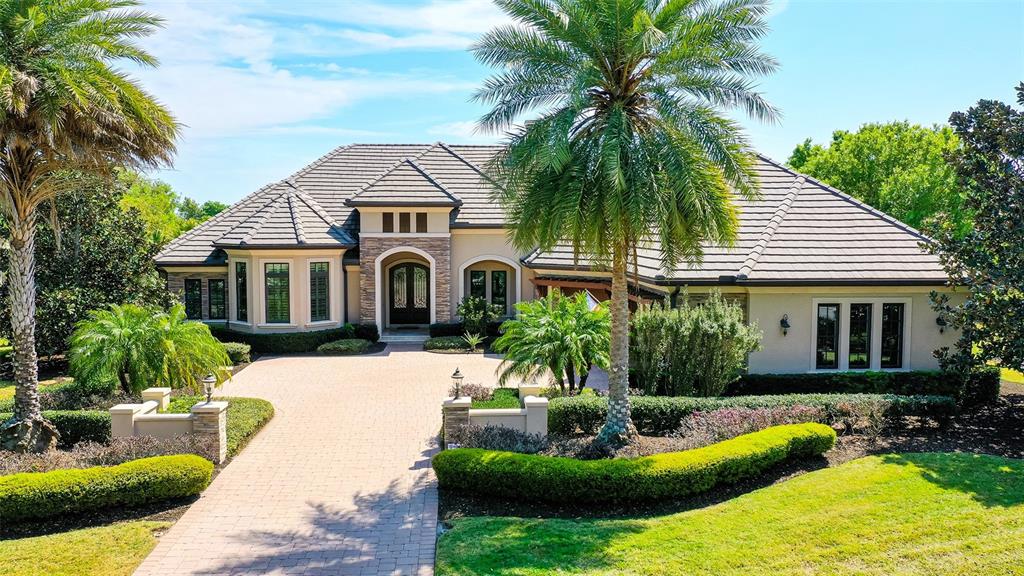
[787,122,969,235]
[119,170,226,246]
[931,83,1024,373]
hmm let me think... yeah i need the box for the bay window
[264,263,290,324]
[309,262,330,322]
[208,279,226,320]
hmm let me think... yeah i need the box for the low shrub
[0,435,216,475]
[0,379,133,413]
[222,342,251,364]
[446,424,548,454]
[472,388,520,409]
[671,405,826,450]
[209,324,378,353]
[450,382,493,402]
[727,366,1001,407]
[425,336,468,351]
[547,393,956,436]
[0,410,111,447]
[430,322,465,338]
[166,396,274,457]
[0,454,213,523]
[433,423,836,503]
[317,339,371,355]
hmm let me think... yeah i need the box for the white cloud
[428,120,500,143]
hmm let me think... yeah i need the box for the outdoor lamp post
[451,368,464,397]
[203,374,216,403]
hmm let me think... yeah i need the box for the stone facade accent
[166,271,228,321]
[192,401,229,464]
[359,235,452,325]
[442,396,471,449]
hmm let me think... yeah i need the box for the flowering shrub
[0,435,216,475]
[449,382,492,402]
[445,424,548,454]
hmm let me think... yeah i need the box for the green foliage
[471,388,521,409]
[70,304,229,394]
[728,367,1001,407]
[462,332,485,352]
[930,84,1024,377]
[631,293,762,396]
[209,325,372,353]
[433,423,835,503]
[316,339,371,355]
[0,172,173,356]
[222,342,251,365]
[166,396,274,457]
[786,122,968,234]
[0,410,113,447]
[547,394,955,436]
[0,455,212,523]
[118,170,227,246]
[430,321,502,338]
[456,296,504,335]
[424,336,469,351]
[492,291,610,393]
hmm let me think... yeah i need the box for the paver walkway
[135,344,507,576]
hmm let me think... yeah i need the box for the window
[816,303,840,369]
[469,270,486,299]
[184,279,202,320]
[383,212,394,233]
[309,262,330,322]
[208,279,226,320]
[491,270,507,312]
[881,303,905,368]
[264,263,290,324]
[235,262,248,322]
[416,212,428,233]
[848,303,872,369]
[399,212,411,233]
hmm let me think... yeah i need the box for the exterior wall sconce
[780,314,790,336]
[936,316,947,334]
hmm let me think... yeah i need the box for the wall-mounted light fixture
[936,316,947,334]
[780,314,791,337]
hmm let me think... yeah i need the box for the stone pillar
[109,403,143,438]
[517,384,544,399]
[442,396,471,449]
[523,396,549,436]
[191,401,229,464]
[141,387,171,411]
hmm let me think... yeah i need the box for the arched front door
[388,262,430,325]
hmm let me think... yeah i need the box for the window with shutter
[264,264,290,324]
[309,262,330,322]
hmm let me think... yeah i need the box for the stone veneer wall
[359,236,451,325]
[166,271,229,321]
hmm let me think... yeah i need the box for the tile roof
[156,144,948,285]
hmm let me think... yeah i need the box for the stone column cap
[523,395,549,407]
[443,396,472,408]
[191,400,229,414]
[110,403,144,415]
[141,387,172,395]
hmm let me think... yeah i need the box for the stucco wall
[747,286,962,373]
[450,230,536,321]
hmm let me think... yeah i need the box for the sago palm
[0,0,177,451]
[475,0,777,443]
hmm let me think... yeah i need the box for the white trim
[809,297,913,372]
[361,232,451,238]
[374,246,437,328]
[457,255,523,315]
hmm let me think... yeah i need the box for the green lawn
[167,395,274,457]
[472,387,521,409]
[0,377,71,403]
[1002,368,1024,385]
[437,453,1024,575]
[0,521,169,576]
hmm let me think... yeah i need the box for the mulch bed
[439,392,1024,522]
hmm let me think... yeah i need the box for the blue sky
[137,0,1024,204]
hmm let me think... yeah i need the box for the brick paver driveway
[135,343,506,576]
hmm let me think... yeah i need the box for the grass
[437,453,1024,575]
[472,387,521,409]
[0,520,169,576]
[1002,368,1024,385]
[167,395,274,457]
[0,377,72,403]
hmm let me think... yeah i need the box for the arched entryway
[388,261,430,324]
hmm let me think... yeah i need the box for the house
[155,142,960,373]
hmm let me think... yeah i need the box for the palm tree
[475,0,778,444]
[0,0,178,451]
[70,303,229,395]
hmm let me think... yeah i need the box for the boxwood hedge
[317,338,371,355]
[0,454,213,523]
[210,323,379,354]
[548,393,956,436]
[433,423,835,503]
[0,410,110,447]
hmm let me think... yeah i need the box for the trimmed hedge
[429,321,503,338]
[0,410,110,447]
[317,338,371,355]
[209,323,379,353]
[727,367,1001,407]
[424,336,469,351]
[222,342,251,364]
[0,454,213,523]
[433,423,836,503]
[548,394,956,436]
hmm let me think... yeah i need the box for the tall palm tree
[475,0,778,443]
[0,0,178,451]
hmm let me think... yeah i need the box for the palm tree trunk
[0,213,59,452]
[597,243,636,445]
[565,364,576,394]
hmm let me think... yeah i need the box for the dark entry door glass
[389,263,429,324]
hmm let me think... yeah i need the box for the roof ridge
[285,189,306,245]
[405,156,463,204]
[237,187,289,246]
[738,175,805,279]
[348,144,436,200]
[755,153,931,242]
[289,143,354,181]
[286,180,342,228]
